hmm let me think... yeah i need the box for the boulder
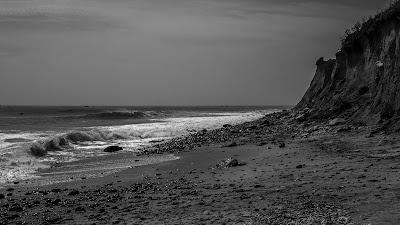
[260,120,271,126]
[217,158,240,168]
[68,190,80,196]
[104,145,123,153]
[225,158,239,167]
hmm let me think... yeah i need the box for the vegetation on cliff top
[341,0,400,49]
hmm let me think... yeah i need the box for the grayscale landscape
[1,0,400,224]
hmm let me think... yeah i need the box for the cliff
[296,3,400,130]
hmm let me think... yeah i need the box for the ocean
[0,106,282,185]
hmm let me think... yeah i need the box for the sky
[0,0,391,106]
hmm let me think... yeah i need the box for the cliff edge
[296,2,400,131]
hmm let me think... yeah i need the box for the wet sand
[1,111,400,224]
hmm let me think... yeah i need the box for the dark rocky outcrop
[296,4,400,131]
[104,146,123,153]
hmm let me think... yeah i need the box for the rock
[0,193,4,199]
[75,206,86,212]
[9,205,23,212]
[52,199,61,205]
[246,125,257,130]
[218,158,240,168]
[203,210,211,215]
[104,145,123,153]
[368,179,379,183]
[260,120,271,126]
[108,189,118,193]
[51,188,62,193]
[38,190,48,195]
[296,164,304,169]
[278,142,286,148]
[68,190,80,196]
[223,124,232,128]
[258,141,268,146]
[376,60,384,68]
[223,141,237,148]
[328,118,346,126]
[295,114,306,122]
[225,158,239,167]
[337,126,352,132]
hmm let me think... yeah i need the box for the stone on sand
[218,158,240,168]
[104,145,123,153]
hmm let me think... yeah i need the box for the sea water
[0,106,281,185]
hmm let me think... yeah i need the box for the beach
[1,0,400,224]
[1,110,400,224]
[0,106,272,185]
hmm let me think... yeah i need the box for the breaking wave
[0,109,275,184]
[29,129,136,157]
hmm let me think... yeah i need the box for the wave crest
[29,129,132,157]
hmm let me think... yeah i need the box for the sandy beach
[2,0,400,224]
[1,111,400,224]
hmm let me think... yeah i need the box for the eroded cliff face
[297,21,400,129]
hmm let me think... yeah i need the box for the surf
[0,108,275,185]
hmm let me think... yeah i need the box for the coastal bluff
[296,2,400,131]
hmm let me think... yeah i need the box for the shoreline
[1,110,400,224]
[0,108,271,186]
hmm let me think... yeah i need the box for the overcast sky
[0,0,391,106]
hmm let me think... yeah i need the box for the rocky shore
[4,1,400,224]
[1,110,400,224]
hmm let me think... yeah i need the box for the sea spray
[0,110,274,184]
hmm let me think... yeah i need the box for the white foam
[0,110,272,184]
[0,132,43,152]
